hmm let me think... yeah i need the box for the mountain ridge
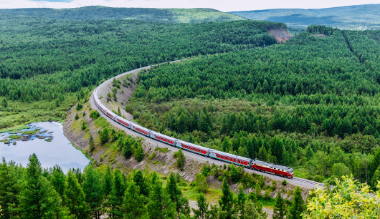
[230,4,380,30]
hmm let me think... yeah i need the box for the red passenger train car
[251,160,293,179]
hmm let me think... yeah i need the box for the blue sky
[1,0,380,12]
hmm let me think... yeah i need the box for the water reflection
[0,122,90,172]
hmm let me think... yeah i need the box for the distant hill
[230,4,380,30]
[0,6,245,23]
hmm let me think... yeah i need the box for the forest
[0,15,281,130]
[125,25,380,186]
[0,153,312,219]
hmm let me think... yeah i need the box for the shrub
[81,120,87,130]
[201,164,211,177]
[271,180,277,191]
[195,173,209,193]
[99,128,109,145]
[76,102,83,111]
[90,110,100,119]
[149,152,156,160]
[282,180,287,186]
[174,149,185,171]
[264,188,271,200]
[75,113,79,120]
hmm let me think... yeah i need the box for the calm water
[0,122,90,172]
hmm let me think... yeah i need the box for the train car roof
[252,159,293,171]
[117,116,129,123]
[177,140,210,151]
[209,150,251,161]
[105,109,117,117]
[150,131,177,141]
[131,123,150,131]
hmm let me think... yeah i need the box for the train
[93,89,294,179]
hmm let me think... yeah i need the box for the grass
[293,166,309,179]
[8,135,21,139]
[0,94,76,133]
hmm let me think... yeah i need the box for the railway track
[90,61,323,189]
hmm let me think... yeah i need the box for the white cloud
[1,0,380,12]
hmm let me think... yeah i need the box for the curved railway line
[90,61,324,189]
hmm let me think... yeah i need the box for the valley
[1,5,380,219]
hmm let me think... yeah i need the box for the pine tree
[272,191,286,219]
[63,170,90,219]
[134,144,144,162]
[192,192,208,219]
[219,178,235,219]
[166,172,190,218]
[237,186,246,219]
[103,165,113,196]
[133,169,149,197]
[148,180,175,219]
[122,181,145,218]
[123,139,133,159]
[2,98,7,108]
[82,166,103,219]
[89,134,95,152]
[50,165,66,197]
[19,154,59,219]
[174,149,186,171]
[108,169,125,218]
[0,159,22,218]
[288,186,304,219]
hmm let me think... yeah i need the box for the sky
[1,0,380,12]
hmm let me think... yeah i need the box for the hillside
[125,26,380,187]
[0,16,280,131]
[0,6,245,23]
[230,4,380,30]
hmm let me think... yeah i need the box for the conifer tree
[166,172,190,218]
[237,186,246,219]
[103,165,113,196]
[272,191,286,219]
[108,169,125,218]
[82,166,103,219]
[19,154,58,219]
[122,181,145,218]
[50,165,66,197]
[133,169,149,197]
[0,159,22,218]
[123,140,133,159]
[134,144,145,162]
[192,193,209,219]
[63,170,90,219]
[288,186,304,219]
[2,98,7,108]
[89,134,95,152]
[148,180,175,219]
[219,178,235,219]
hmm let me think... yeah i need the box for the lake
[0,122,90,172]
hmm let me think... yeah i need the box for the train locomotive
[92,89,294,179]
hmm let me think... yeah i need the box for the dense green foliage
[0,15,279,130]
[0,7,244,23]
[127,27,380,185]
